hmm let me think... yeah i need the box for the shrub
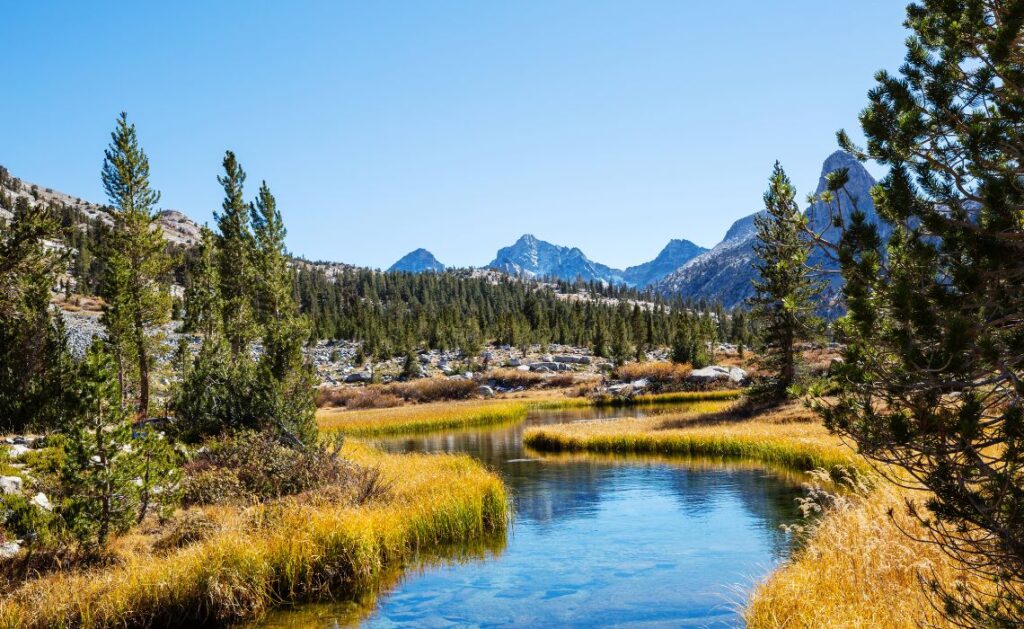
[180,467,250,507]
[187,431,351,503]
[487,368,544,389]
[316,378,478,409]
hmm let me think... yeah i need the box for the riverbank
[317,390,744,436]
[0,443,509,628]
[522,399,979,627]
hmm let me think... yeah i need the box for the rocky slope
[653,151,883,309]
[0,165,202,247]
[388,248,445,273]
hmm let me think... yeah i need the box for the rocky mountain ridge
[651,150,882,308]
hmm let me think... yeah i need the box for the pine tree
[60,341,140,548]
[214,151,258,356]
[822,2,1024,622]
[749,163,822,398]
[0,196,70,432]
[182,226,221,337]
[100,112,173,416]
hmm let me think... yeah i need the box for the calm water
[259,405,805,628]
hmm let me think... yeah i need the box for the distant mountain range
[387,150,884,308]
[5,147,885,311]
[388,235,707,288]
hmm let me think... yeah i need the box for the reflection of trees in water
[373,413,804,558]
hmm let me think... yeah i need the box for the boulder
[507,358,522,367]
[688,366,747,384]
[516,364,531,372]
[344,371,373,384]
[554,355,591,365]
[0,540,21,560]
[477,385,496,399]
[630,378,650,390]
[0,476,23,495]
[6,444,29,457]
[529,362,572,372]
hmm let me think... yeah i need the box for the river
[259,403,805,627]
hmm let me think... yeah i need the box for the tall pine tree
[100,112,173,417]
[823,1,1024,622]
[749,162,822,398]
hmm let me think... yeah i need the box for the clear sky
[3,1,909,270]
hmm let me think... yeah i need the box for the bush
[186,432,351,503]
[487,368,544,389]
[180,467,250,507]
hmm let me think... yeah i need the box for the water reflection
[259,403,805,628]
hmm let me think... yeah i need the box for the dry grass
[746,481,985,628]
[317,399,530,436]
[614,361,692,384]
[523,401,863,474]
[0,442,509,628]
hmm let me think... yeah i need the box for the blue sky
[3,1,908,269]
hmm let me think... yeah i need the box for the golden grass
[523,401,863,474]
[745,481,984,628]
[0,442,509,628]
[594,389,744,406]
[318,399,530,436]
[614,361,692,383]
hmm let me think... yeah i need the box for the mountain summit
[487,234,626,285]
[622,239,706,288]
[388,248,446,273]
[654,151,882,308]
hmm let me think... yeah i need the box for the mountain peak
[622,238,707,288]
[388,248,445,273]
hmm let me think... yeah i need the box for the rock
[529,362,572,372]
[344,371,373,383]
[688,366,747,384]
[607,383,631,394]
[595,362,615,371]
[477,385,496,398]
[507,358,522,367]
[516,365,531,372]
[554,355,591,365]
[0,476,23,495]
[630,378,650,390]
[6,444,29,458]
[31,492,51,511]
[0,540,21,559]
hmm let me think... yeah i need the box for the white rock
[0,476,23,495]
[0,540,21,559]
[31,492,51,511]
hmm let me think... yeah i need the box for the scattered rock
[31,492,52,511]
[0,476,23,495]
[0,540,21,559]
